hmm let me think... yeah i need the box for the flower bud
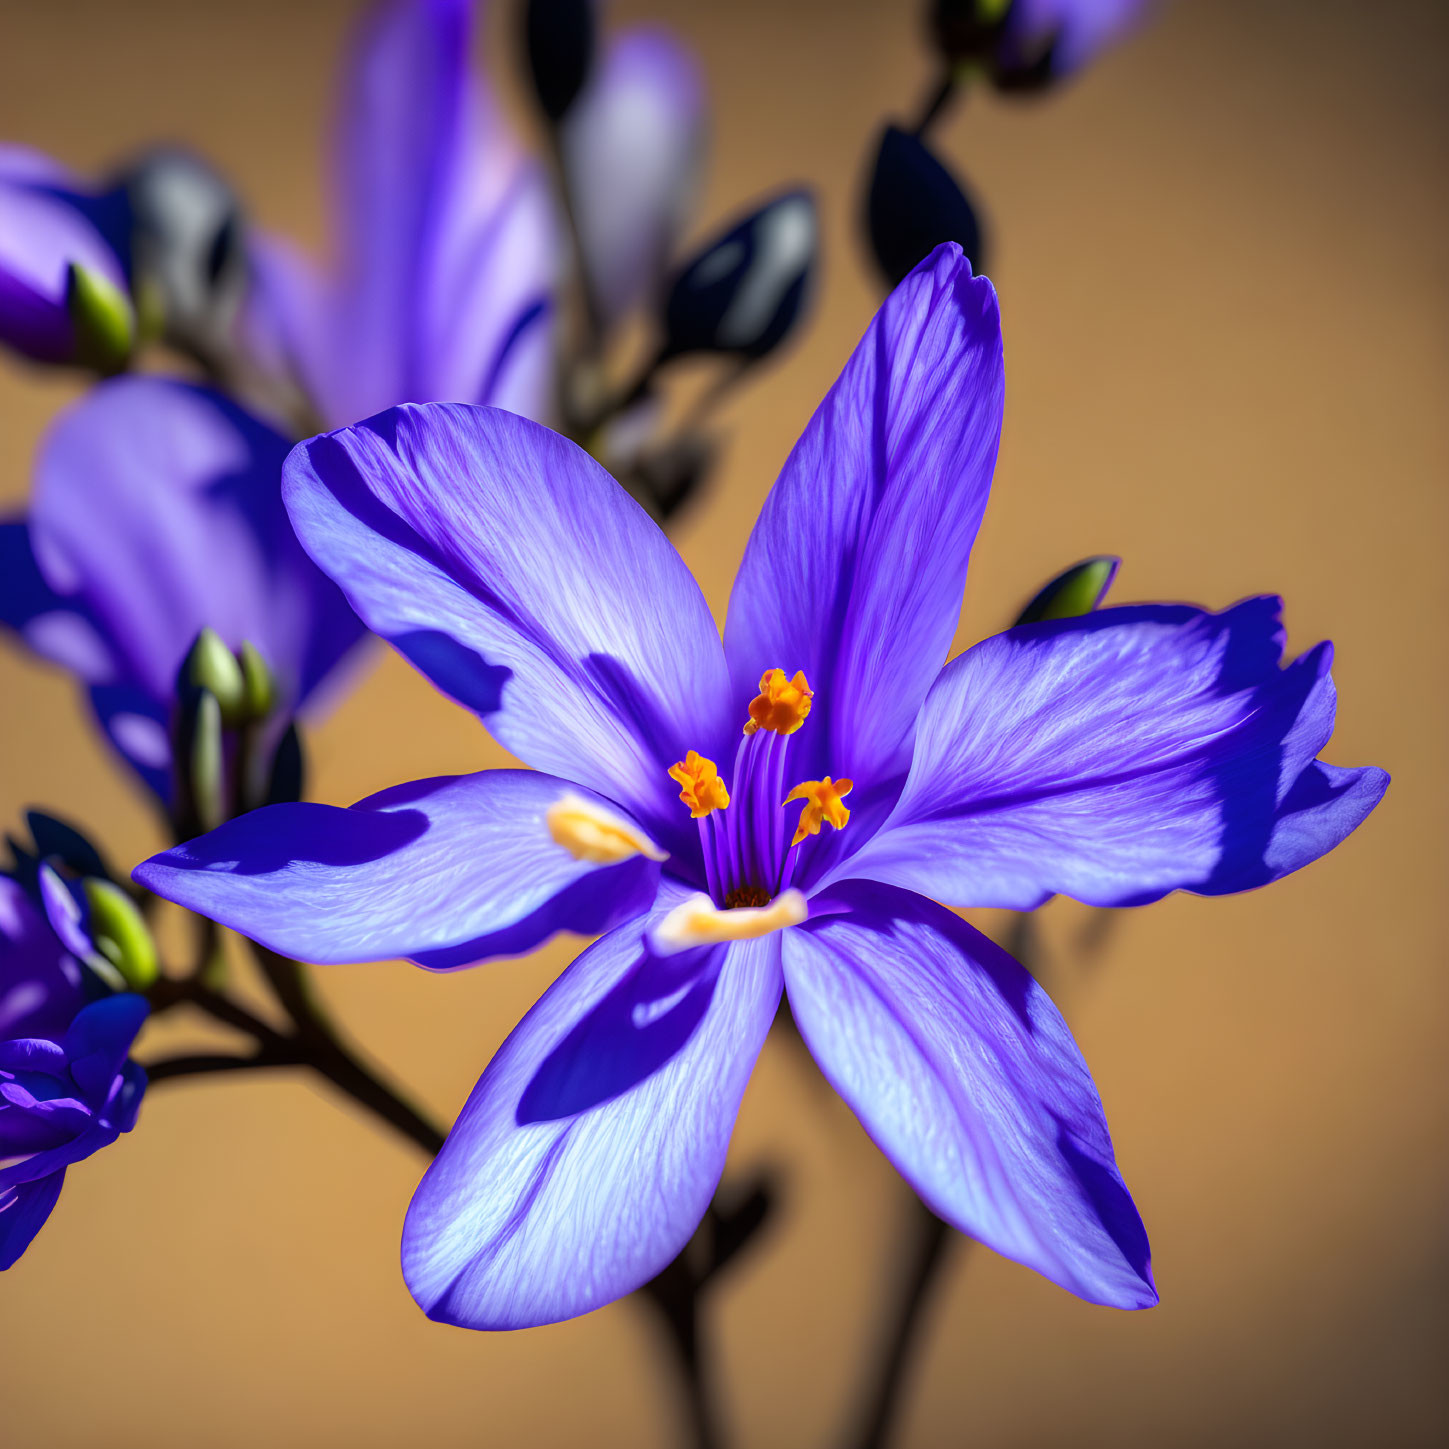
[1013,555,1119,626]
[180,627,246,725]
[238,639,277,722]
[930,0,1013,69]
[24,810,110,882]
[865,126,985,288]
[524,0,596,123]
[115,148,246,358]
[183,686,225,834]
[65,261,134,376]
[81,878,158,991]
[659,190,817,364]
[635,432,716,522]
[265,722,306,808]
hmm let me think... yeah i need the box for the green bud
[65,261,135,376]
[1014,556,1119,626]
[238,639,277,722]
[188,687,225,833]
[181,627,246,724]
[82,878,158,991]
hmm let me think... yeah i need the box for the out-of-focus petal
[19,377,363,729]
[135,770,663,968]
[560,26,705,330]
[784,881,1155,1309]
[838,598,1388,908]
[724,244,1003,793]
[309,0,556,425]
[403,915,782,1328]
[282,403,732,853]
[0,147,127,365]
[1000,0,1149,80]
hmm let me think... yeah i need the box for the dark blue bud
[930,0,1014,66]
[24,810,111,883]
[659,190,817,364]
[1013,556,1120,626]
[866,125,986,289]
[524,0,596,123]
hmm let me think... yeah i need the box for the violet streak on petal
[784,881,1155,1309]
[403,911,782,1329]
[836,599,1389,909]
[134,769,664,969]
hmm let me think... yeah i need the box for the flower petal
[560,27,705,331]
[22,377,363,717]
[402,916,782,1328]
[838,598,1389,908]
[310,0,556,425]
[784,881,1155,1309]
[0,1170,65,1271]
[282,403,732,850]
[135,770,663,968]
[0,876,85,1041]
[0,147,126,365]
[724,244,1003,791]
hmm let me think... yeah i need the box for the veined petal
[724,244,1003,792]
[281,403,732,852]
[784,882,1155,1309]
[134,770,663,969]
[403,916,782,1328]
[839,598,1389,909]
[560,27,705,330]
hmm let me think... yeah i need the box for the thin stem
[143,1050,297,1082]
[843,1199,960,1449]
[911,70,960,137]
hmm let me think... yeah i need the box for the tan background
[1,1,1444,1445]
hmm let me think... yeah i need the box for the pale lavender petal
[837,599,1389,908]
[560,27,705,330]
[25,376,364,712]
[282,403,732,853]
[724,244,1003,792]
[403,915,782,1328]
[135,770,662,968]
[0,147,126,365]
[784,882,1155,1309]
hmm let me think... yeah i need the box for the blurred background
[0,1,1443,1445]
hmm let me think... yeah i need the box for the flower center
[666,668,852,913]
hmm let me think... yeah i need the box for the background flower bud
[1013,555,1120,625]
[114,147,246,360]
[865,125,986,288]
[658,190,817,363]
[523,0,596,123]
[65,261,134,375]
[81,878,158,991]
[180,627,246,725]
[238,639,277,723]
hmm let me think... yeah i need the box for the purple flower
[559,25,706,333]
[0,146,130,367]
[997,0,1150,82]
[0,376,366,800]
[136,244,1386,1328]
[245,0,557,428]
[0,872,147,1270]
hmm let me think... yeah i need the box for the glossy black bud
[659,190,817,364]
[114,147,246,356]
[866,125,986,289]
[24,811,112,883]
[524,0,596,123]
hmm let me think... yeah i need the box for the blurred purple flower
[136,244,1386,1329]
[0,872,147,1270]
[0,146,130,366]
[0,377,366,800]
[558,25,706,333]
[997,0,1150,82]
[246,0,558,428]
